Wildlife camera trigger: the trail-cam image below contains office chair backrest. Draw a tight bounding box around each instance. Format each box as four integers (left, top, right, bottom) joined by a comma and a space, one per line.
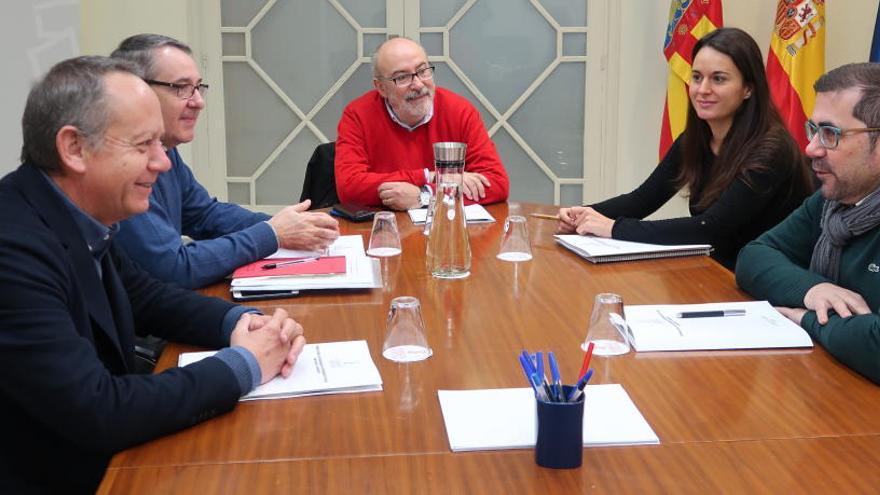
300, 142, 339, 210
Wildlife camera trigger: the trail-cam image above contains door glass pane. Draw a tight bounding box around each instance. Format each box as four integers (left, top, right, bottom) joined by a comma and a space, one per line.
311, 64, 377, 141
493, 127, 554, 203
420, 0, 468, 27
508, 62, 585, 179
541, 0, 587, 26
221, 0, 267, 27
255, 130, 321, 204
432, 62, 496, 130
251, 1, 357, 112
339, 0, 386, 28
222, 62, 300, 177
449, 0, 555, 112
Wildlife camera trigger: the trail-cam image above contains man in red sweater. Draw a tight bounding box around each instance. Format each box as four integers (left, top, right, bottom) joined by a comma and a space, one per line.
335, 37, 509, 210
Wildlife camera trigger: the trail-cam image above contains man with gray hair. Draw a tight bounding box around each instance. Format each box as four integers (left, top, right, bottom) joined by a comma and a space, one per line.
736, 62, 880, 384
111, 34, 339, 289
334, 37, 509, 209
0, 55, 305, 492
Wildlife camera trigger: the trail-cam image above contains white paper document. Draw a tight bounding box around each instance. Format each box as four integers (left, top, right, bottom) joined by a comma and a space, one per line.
625, 300, 814, 352
554, 235, 712, 263
437, 384, 659, 452
408, 204, 495, 224
265, 235, 366, 259
179, 340, 383, 401
231, 235, 381, 291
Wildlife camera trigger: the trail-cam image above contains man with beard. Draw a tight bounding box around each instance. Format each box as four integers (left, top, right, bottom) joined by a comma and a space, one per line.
334, 37, 509, 210
736, 62, 880, 384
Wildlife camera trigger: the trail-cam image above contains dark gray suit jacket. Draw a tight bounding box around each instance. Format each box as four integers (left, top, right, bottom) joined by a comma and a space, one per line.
0, 163, 243, 493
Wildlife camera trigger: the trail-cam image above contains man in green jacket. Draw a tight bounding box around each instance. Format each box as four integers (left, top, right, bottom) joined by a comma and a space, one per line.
736, 62, 880, 384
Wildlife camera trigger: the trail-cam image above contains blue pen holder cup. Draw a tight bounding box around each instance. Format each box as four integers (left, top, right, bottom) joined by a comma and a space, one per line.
535, 385, 584, 469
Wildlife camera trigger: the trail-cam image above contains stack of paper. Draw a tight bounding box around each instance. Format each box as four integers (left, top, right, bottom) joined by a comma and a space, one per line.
555, 235, 712, 263
230, 235, 381, 297
437, 384, 659, 451
624, 300, 814, 352
179, 340, 383, 400
408, 204, 495, 224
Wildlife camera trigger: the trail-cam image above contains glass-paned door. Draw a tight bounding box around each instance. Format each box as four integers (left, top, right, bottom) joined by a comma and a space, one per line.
209, 0, 596, 209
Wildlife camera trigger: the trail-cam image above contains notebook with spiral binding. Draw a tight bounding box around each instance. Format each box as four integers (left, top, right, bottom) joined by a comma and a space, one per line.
554, 235, 712, 263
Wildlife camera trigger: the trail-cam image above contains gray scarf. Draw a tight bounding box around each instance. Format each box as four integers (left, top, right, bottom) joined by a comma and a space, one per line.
810, 189, 880, 282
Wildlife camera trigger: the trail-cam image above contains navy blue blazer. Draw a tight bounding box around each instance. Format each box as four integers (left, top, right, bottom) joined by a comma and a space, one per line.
0, 163, 244, 493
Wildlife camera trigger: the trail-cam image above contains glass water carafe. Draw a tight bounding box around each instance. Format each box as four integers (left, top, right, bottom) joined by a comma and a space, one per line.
426, 142, 471, 279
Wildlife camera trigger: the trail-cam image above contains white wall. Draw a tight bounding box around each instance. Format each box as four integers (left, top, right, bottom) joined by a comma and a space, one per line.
0, 1, 80, 176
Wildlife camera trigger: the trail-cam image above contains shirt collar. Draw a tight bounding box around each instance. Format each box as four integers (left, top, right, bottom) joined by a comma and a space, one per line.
39, 170, 118, 261
384, 98, 433, 132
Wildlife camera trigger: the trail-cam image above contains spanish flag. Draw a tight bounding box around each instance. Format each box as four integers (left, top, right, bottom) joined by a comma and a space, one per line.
766, 0, 825, 151
660, 0, 723, 159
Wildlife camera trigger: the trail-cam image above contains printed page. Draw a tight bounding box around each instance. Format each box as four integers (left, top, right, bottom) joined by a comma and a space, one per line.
179, 340, 383, 400
625, 300, 814, 351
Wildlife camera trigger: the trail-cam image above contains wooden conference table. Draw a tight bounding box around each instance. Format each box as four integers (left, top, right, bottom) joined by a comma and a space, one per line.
99, 202, 880, 494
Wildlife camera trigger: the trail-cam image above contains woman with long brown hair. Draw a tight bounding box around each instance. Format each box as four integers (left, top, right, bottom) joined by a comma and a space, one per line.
557, 27, 813, 270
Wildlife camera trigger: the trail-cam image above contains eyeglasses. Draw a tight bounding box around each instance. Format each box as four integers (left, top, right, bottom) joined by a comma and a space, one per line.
805, 120, 880, 150
144, 79, 209, 100
376, 66, 435, 87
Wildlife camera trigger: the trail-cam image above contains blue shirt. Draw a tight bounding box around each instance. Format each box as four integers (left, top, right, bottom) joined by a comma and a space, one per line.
116, 147, 278, 289
40, 171, 261, 394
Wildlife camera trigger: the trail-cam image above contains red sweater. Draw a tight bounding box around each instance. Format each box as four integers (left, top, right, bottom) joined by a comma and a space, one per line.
334, 87, 509, 206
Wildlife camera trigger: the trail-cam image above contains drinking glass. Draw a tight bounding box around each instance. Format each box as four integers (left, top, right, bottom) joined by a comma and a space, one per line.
582, 293, 631, 384
367, 211, 402, 257
582, 293, 631, 355
382, 296, 433, 362
497, 215, 533, 261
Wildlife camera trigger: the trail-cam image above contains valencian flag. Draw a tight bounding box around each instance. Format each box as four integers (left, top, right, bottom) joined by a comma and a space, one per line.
660, 0, 723, 159
767, 0, 825, 151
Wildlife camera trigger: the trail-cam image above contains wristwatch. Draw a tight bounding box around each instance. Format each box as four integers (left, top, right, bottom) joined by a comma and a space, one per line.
419, 185, 432, 207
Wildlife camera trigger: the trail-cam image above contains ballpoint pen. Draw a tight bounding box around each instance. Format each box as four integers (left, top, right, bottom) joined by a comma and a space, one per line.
535, 351, 544, 383
578, 341, 595, 381
519, 353, 548, 402
548, 352, 563, 402
676, 309, 747, 318
567, 369, 594, 402
533, 352, 553, 401
261, 257, 320, 270
529, 213, 558, 221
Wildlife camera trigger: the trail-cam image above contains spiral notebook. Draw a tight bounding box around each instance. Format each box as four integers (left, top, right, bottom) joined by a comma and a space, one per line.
554, 235, 712, 263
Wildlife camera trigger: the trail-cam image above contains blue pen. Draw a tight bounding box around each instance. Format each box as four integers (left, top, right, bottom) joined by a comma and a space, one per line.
520, 351, 535, 376
567, 369, 594, 402
534, 352, 553, 400
535, 352, 544, 382
548, 352, 562, 402
519, 354, 534, 384
519, 353, 549, 401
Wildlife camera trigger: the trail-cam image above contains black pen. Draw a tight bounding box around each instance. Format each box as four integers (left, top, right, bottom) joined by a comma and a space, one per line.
675, 309, 746, 318
260, 257, 319, 270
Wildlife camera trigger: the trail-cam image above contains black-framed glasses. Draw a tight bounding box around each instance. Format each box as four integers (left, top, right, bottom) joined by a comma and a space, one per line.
805, 120, 880, 150
376, 66, 435, 87
144, 79, 209, 100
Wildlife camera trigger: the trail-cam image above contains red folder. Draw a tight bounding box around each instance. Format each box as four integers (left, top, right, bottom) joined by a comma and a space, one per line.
232, 256, 347, 279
